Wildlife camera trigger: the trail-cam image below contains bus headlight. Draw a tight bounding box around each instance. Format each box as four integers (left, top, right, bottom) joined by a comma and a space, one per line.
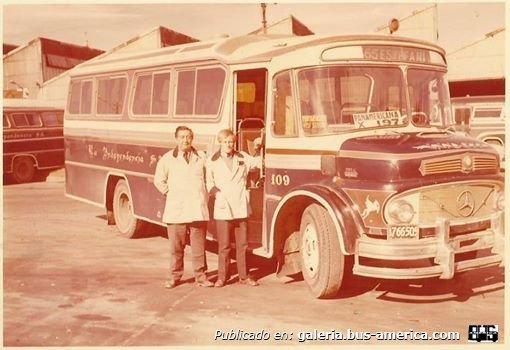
495, 191, 505, 211
388, 200, 415, 224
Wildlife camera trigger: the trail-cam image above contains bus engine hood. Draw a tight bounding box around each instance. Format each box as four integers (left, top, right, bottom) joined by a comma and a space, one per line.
336, 132, 501, 181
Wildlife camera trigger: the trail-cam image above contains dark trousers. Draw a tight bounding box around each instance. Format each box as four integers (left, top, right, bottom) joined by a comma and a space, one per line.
167, 222, 207, 282
216, 219, 249, 282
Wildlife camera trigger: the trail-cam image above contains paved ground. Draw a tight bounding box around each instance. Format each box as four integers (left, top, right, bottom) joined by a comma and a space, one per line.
2, 173, 505, 346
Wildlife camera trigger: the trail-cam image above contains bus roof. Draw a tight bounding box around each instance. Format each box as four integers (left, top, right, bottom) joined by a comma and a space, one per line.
70, 33, 446, 77
2, 98, 65, 110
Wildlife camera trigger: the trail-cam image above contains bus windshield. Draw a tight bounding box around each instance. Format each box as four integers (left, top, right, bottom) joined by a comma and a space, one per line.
297, 65, 452, 135
407, 68, 453, 128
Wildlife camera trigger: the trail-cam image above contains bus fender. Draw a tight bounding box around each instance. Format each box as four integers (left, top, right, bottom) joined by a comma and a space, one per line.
10, 154, 38, 171
273, 185, 361, 277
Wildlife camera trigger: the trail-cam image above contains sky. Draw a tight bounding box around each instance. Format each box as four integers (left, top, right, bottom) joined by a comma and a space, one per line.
1, 1, 507, 54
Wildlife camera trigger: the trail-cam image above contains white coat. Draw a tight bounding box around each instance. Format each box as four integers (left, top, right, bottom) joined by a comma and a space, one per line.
154, 147, 209, 224
206, 150, 259, 220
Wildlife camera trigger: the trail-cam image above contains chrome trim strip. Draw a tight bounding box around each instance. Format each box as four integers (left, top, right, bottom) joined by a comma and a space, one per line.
339, 148, 494, 161
65, 193, 104, 208
65, 160, 154, 179
3, 149, 64, 156
3, 137, 64, 143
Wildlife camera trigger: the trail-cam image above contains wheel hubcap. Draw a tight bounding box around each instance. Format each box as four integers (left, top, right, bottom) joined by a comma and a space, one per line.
301, 223, 319, 278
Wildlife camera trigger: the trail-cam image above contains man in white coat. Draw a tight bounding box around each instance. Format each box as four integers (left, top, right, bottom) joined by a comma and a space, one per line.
154, 126, 213, 288
206, 129, 260, 287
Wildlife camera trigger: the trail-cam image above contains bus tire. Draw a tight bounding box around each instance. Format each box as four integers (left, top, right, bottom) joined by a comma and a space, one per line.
113, 179, 143, 238
299, 203, 344, 299
12, 157, 35, 183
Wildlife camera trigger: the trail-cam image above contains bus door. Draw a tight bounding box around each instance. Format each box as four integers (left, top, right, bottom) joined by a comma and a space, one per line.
234, 68, 267, 249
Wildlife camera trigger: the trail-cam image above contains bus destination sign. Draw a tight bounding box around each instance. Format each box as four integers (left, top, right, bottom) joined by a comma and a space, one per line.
362, 46, 431, 64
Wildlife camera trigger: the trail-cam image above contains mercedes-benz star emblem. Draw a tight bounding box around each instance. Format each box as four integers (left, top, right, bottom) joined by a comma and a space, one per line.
461, 155, 474, 173
457, 190, 475, 217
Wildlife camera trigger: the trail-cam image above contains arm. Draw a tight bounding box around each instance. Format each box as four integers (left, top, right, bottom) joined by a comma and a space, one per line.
243, 151, 262, 171
154, 155, 169, 195
206, 159, 220, 196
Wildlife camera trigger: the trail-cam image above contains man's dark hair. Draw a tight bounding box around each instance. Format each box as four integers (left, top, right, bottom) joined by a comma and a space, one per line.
174, 126, 193, 138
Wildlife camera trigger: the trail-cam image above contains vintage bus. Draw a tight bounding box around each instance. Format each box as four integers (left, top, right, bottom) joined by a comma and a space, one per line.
3, 98, 65, 183
64, 34, 504, 298
452, 95, 505, 168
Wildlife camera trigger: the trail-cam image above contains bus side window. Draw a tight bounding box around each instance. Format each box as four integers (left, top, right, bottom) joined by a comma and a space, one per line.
195, 68, 224, 115
176, 70, 195, 115
133, 74, 152, 115
12, 113, 29, 127
69, 81, 81, 114
273, 71, 297, 137
97, 76, 127, 115
69, 80, 93, 115
42, 112, 62, 126
152, 72, 170, 115
26, 113, 43, 127
81, 81, 93, 115
473, 107, 503, 119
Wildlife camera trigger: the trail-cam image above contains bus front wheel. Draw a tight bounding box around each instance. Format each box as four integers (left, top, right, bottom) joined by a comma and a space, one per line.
299, 203, 344, 298
113, 179, 143, 238
12, 157, 35, 183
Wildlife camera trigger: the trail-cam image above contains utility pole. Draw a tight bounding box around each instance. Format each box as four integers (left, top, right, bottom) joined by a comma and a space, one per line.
261, 3, 267, 34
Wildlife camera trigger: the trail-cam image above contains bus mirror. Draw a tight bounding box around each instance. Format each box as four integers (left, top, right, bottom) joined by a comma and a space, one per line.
321, 155, 337, 176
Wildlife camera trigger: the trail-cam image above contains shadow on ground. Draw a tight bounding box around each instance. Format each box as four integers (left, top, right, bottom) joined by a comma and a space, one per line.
93, 216, 505, 302
372, 266, 504, 303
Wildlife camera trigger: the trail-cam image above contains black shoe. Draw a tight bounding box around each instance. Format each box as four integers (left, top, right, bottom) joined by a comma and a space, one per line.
239, 277, 259, 286
164, 280, 179, 289
196, 279, 214, 287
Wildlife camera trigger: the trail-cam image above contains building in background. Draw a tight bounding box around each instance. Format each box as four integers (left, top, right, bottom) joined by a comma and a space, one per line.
37, 26, 198, 106
249, 15, 314, 36
374, 5, 505, 98
447, 28, 505, 97
3, 43, 19, 55
3, 37, 104, 99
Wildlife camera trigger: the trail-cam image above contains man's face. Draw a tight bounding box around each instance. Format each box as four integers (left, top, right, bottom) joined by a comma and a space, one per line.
219, 135, 235, 155
176, 130, 193, 152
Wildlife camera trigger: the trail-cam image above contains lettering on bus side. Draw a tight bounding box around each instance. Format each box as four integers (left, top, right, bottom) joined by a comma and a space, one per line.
270, 173, 291, 187
4, 129, 62, 140
264, 168, 328, 197
66, 138, 167, 174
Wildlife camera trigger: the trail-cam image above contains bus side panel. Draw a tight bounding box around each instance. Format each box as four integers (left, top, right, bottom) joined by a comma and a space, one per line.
3, 154, 14, 173
65, 163, 106, 205
4, 138, 63, 153
3, 138, 64, 171
127, 174, 165, 224
33, 149, 65, 169
65, 135, 168, 211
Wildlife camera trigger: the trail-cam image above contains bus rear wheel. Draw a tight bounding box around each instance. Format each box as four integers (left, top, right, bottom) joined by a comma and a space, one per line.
12, 157, 35, 183
113, 179, 143, 238
300, 203, 344, 299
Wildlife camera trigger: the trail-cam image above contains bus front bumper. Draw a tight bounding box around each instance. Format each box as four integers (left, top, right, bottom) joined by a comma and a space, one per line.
353, 214, 504, 280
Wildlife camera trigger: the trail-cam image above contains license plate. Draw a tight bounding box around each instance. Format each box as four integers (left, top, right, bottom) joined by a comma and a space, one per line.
389, 225, 419, 240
